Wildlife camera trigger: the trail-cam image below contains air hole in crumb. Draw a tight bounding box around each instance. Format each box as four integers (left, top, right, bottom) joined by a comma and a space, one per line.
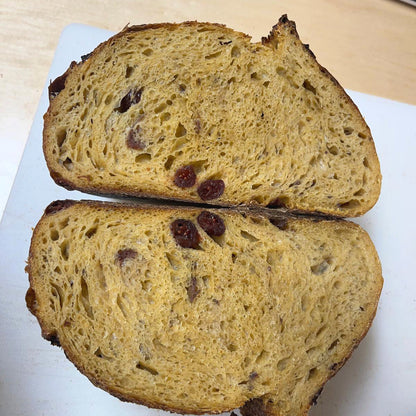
343, 127, 354, 135
363, 157, 369, 168
142, 48, 153, 56
338, 199, 360, 210
56, 129, 67, 147
316, 325, 327, 337
227, 343, 237, 352
164, 155, 175, 170
354, 188, 365, 196
179, 84, 187, 92
62, 157, 73, 171
85, 226, 98, 238
358, 132, 367, 139
94, 347, 112, 360
327, 145, 339, 155
50, 229, 59, 241
228, 77, 236, 84
155, 102, 167, 113
241, 230, 259, 242
161, 112, 171, 122
251, 72, 260, 80
125, 66, 134, 78
311, 258, 331, 275
277, 357, 290, 371
135, 153, 152, 163
117, 294, 128, 318
136, 362, 158, 375
255, 349, 270, 364
104, 94, 113, 105
51, 283, 64, 308
263, 80, 270, 88
231, 46, 240, 57
60, 240, 69, 260
205, 51, 222, 60
328, 339, 339, 350
80, 276, 94, 319
175, 123, 187, 137
301, 294, 309, 311
303, 80, 316, 94
307, 367, 318, 380
165, 253, 180, 270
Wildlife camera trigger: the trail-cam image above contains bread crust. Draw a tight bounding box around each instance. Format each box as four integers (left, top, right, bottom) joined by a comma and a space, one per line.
43, 16, 381, 218
26, 200, 383, 415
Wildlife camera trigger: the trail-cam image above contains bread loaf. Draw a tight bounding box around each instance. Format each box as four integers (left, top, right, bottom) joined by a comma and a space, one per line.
43, 16, 381, 217
26, 200, 382, 416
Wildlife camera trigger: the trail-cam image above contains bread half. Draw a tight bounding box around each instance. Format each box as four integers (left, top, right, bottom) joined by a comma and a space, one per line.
43, 16, 381, 217
26, 200, 382, 416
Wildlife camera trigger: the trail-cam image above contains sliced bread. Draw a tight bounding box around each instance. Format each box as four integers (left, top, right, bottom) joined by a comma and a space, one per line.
43, 16, 381, 217
26, 200, 382, 416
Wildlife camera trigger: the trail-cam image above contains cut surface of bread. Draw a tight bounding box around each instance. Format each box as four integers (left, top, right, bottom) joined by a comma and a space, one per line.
26, 200, 382, 416
43, 16, 381, 217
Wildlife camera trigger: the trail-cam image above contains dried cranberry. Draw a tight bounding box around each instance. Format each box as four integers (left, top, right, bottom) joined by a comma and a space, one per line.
116, 248, 138, 266
269, 217, 288, 230
174, 165, 196, 188
197, 211, 225, 236
126, 125, 145, 150
116, 87, 144, 113
170, 219, 200, 249
197, 179, 225, 200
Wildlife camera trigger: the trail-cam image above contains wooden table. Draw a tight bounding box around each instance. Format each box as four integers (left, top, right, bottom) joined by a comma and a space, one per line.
0, 0, 415, 215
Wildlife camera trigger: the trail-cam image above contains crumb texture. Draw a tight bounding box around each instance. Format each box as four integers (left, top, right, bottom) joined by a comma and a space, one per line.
44, 19, 381, 217
27, 202, 382, 416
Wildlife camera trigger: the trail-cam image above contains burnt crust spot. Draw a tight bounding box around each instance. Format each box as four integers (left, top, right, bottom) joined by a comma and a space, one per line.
44, 200, 76, 215
240, 398, 268, 416
48, 61, 77, 101
44, 332, 61, 347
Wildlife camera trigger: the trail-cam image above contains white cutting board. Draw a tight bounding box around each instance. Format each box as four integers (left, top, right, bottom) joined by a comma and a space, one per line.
0, 24, 415, 416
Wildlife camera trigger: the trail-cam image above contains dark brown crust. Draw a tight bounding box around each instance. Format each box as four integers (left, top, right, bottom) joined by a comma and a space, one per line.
44, 199, 77, 215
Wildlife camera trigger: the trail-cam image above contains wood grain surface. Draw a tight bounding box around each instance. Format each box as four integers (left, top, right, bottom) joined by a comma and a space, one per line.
0, 0, 415, 204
